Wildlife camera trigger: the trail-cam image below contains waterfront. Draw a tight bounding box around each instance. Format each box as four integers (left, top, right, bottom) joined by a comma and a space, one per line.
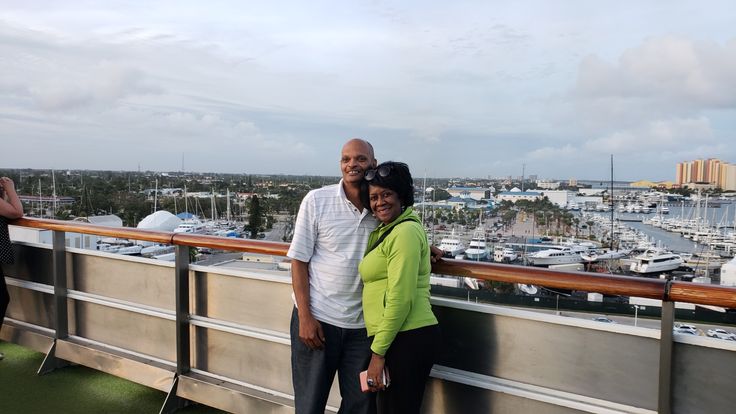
611, 201, 735, 254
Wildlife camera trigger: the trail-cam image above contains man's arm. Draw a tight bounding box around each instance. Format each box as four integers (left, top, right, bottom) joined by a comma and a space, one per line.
291, 259, 325, 350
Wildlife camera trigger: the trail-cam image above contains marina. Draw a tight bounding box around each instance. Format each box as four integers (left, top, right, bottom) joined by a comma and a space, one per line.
427, 196, 736, 289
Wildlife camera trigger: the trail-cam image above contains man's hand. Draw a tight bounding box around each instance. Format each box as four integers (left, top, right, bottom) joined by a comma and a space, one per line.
298, 313, 326, 350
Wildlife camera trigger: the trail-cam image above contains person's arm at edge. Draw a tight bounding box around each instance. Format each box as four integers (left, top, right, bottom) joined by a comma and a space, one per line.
429, 245, 443, 263
291, 259, 325, 350
0, 177, 23, 218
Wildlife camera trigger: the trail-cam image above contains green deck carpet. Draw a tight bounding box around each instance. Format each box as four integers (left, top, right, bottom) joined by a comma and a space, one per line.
0, 342, 226, 414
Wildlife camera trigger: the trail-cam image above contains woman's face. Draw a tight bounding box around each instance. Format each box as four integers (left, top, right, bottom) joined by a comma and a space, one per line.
368, 185, 402, 225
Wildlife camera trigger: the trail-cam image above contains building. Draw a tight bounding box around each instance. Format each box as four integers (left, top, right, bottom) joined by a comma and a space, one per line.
676, 158, 735, 190
538, 190, 574, 208
495, 188, 542, 203
535, 180, 561, 190
446, 186, 493, 201
720, 164, 736, 191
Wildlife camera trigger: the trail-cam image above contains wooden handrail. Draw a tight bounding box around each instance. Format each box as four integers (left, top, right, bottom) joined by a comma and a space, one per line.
13, 217, 173, 244
432, 260, 667, 301
9, 217, 736, 308
172, 233, 290, 256
669, 282, 736, 308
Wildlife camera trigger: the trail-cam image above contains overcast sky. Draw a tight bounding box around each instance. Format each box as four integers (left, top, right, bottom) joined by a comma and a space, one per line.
2, 1, 735, 181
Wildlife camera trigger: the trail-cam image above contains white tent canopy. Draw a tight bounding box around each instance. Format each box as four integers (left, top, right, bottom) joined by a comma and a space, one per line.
137, 211, 181, 232
73, 215, 123, 227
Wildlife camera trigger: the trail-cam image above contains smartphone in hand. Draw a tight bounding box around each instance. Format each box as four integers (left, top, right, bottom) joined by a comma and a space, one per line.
359, 368, 390, 393
359, 370, 370, 393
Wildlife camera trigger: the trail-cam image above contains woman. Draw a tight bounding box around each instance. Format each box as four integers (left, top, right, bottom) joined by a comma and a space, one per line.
0, 176, 24, 361
358, 161, 440, 413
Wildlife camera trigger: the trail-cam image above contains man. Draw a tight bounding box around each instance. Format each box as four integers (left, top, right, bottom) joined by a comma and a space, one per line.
288, 138, 378, 414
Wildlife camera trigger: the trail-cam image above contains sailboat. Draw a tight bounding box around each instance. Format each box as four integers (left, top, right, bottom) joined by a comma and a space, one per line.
174, 186, 205, 234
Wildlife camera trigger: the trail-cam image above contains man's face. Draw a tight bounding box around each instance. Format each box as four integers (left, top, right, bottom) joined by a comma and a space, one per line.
340, 140, 376, 184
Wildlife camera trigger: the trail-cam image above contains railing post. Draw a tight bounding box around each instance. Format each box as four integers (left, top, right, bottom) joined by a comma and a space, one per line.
174, 244, 191, 375
160, 244, 192, 413
38, 230, 71, 374
658, 300, 675, 414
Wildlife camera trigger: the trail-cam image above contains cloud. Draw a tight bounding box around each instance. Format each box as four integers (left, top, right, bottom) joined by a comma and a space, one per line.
30, 64, 160, 111
573, 36, 736, 131
583, 117, 714, 153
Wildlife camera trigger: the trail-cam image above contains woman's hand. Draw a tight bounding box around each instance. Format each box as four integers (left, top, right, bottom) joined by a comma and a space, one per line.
0, 177, 15, 193
429, 245, 444, 263
366, 353, 386, 391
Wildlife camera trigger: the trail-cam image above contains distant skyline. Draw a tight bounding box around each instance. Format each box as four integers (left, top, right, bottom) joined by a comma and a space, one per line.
2, 1, 735, 181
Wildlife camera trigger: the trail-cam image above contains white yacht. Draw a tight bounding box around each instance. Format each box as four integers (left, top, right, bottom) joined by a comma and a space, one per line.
580, 248, 631, 262
438, 231, 466, 258
174, 218, 205, 234
493, 245, 518, 263
527, 247, 584, 266
629, 249, 684, 274
464, 230, 488, 261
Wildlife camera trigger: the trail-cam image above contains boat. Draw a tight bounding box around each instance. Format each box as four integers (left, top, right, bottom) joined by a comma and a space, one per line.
116, 244, 143, 255
580, 248, 631, 262
140, 244, 176, 257
97, 243, 120, 253
438, 230, 466, 258
174, 218, 205, 234
629, 249, 684, 274
681, 251, 726, 272
464, 230, 488, 261
527, 246, 584, 266
493, 245, 518, 263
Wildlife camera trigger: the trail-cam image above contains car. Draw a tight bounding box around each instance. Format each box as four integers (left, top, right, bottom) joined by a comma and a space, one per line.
706, 328, 735, 340
673, 324, 698, 335
592, 316, 616, 324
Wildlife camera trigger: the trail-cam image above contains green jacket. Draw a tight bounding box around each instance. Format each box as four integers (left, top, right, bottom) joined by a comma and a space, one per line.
358, 207, 438, 356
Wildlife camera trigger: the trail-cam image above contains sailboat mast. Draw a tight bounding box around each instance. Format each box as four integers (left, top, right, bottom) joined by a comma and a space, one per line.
184, 185, 189, 217
610, 155, 614, 249
211, 188, 216, 221
422, 172, 427, 225
52, 170, 57, 219
38, 178, 42, 218
226, 188, 231, 222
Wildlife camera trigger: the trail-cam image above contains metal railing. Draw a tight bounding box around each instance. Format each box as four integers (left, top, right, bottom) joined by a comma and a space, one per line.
3, 217, 736, 414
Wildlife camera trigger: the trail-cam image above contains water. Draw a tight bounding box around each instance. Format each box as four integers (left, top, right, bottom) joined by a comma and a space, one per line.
615, 201, 736, 254
624, 220, 705, 253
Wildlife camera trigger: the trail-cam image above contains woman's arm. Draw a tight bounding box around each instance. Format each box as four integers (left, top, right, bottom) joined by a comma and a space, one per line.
370, 223, 423, 356
365, 223, 424, 390
0, 177, 23, 219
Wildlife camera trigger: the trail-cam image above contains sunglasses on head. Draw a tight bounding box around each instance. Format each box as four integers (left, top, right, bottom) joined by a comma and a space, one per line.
364, 165, 392, 181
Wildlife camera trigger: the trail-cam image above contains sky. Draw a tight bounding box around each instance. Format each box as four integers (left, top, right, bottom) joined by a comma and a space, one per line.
1, 1, 735, 181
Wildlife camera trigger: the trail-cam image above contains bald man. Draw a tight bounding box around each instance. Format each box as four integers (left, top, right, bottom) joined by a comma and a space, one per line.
288, 139, 378, 414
